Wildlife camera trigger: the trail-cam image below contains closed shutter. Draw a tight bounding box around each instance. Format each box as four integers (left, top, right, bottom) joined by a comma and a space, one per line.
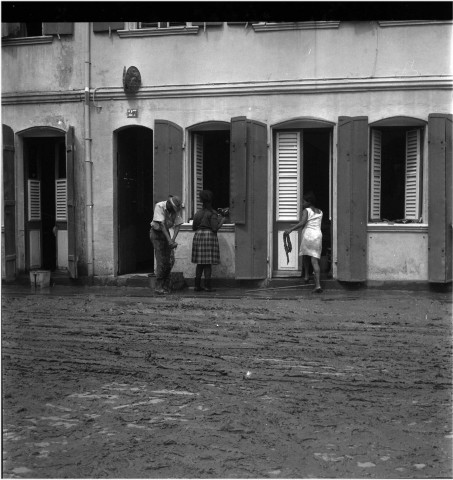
66, 126, 77, 278
230, 116, 247, 224
404, 129, 421, 220
3, 124, 16, 281
276, 131, 300, 221
55, 179, 67, 221
28, 180, 41, 221
235, 119, 268, 279
93, 22, 124, 32
153, 120, 183, 206
43, 23, 73, 35
428, 113, 452, 283
194, 133, 203, 211
337, 116, 369, 282
370, 129, 381, 220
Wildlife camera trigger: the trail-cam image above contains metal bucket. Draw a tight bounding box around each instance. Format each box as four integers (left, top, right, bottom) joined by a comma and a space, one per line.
30, 270, 51, 288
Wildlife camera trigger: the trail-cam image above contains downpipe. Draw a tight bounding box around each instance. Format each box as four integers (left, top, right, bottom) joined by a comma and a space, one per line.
84, 22, 94, 276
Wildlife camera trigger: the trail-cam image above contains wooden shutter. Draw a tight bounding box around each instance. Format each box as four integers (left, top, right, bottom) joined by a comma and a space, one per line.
337, 116, 369, 282
404, 129, 421, 220
194, 133, 203, 212
428, 113, 452, 283
93, 22, 124, 32
230, 116, 247, 224
55, 179, 67, 221
235, 119, 268, 279
27, 180, 41, 221
3, 124, 16, 281
43, 23, 73, 35
153, 120, 183, 206
276, 131, 300, 221
370, 129, 382, 220
66, 126, 77, 279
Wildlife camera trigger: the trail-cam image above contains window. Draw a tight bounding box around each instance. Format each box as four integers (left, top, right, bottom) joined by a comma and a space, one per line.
370, 126, 423, 222
191, 129, 230, 217
2, 23, 42, 38
2, 22, 73, 44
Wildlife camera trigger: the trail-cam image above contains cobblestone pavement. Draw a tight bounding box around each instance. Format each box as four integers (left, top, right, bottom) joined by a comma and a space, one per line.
2, 284, 452, 478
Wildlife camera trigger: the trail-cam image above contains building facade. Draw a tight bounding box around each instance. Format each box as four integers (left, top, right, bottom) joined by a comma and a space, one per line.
2, 20, 452, 285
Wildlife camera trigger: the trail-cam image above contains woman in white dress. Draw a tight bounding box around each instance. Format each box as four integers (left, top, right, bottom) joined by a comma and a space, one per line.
285, 193, 323, 293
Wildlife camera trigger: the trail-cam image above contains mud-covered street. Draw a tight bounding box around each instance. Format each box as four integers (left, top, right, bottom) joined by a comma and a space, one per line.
2, 286, 452, 478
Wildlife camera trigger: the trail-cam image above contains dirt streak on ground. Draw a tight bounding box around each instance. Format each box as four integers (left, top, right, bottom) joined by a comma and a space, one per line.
2, 288, 452, 478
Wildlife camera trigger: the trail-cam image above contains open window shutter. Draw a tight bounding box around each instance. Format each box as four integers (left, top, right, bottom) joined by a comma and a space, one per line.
93, 22, 124, 32
3, 125, 16, 280
27, 180, 41, 221
404, 129, 421, 220
276, 131, 300, 221
230, 116, 247, 224
66, 126, 77, 278
153, 120, 183, 206
370, 129, 381, 220
337, 116, 368, 282
428, 113, 452, 283
235, 119, 268, 279
194, 133, 203, 212
55, 179, 67, 221
43, 23, 74, 35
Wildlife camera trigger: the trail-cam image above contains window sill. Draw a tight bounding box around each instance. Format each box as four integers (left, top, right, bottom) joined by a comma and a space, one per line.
2, 36, 53, 46
179, 223, 235, 233
368, 223, 428, 233
252, 21, 340, 32
118, 26, 199, 38
378, 20, 453, 28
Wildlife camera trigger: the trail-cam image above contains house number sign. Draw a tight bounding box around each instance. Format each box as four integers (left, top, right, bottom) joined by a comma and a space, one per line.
127, 109, 138, 118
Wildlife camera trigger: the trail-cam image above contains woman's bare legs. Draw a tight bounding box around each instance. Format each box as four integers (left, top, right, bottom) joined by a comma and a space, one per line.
303, 255, 310, 282
311, 256, 322, 291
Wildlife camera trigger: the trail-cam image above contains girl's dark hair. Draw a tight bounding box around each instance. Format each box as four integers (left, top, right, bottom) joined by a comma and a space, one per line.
199, 189, 213, 205
303, 192, 316, 205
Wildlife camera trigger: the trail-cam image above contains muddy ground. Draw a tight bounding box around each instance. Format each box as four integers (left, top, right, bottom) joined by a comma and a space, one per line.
1, 286, 452, 478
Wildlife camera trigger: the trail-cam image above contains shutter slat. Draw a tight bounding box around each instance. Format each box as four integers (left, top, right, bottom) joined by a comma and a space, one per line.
404, 129, 421, 219
276, 131, 300, 221
55, 179, 67, 221
28, 179, 41, 221
194, 133, 203, 212
370, 129, 382, 220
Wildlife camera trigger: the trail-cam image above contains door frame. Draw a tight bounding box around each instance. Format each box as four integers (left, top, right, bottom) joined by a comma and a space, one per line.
270, 118, 335, 278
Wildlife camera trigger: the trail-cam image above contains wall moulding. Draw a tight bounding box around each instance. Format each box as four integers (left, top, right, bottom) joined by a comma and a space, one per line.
2, 76, 452, 106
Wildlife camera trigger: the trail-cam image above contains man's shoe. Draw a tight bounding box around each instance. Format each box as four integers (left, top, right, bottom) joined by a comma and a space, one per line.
194, 286, 205, 292
154, 288, 167, 295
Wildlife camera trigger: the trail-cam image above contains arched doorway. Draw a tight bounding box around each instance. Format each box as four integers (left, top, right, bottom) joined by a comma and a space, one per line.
116, 126, 154, 275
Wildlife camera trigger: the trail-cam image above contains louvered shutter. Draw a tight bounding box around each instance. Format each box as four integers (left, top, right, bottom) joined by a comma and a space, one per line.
3, 124, 16, 280
28, 180, 41, 221
55, 179, 67, 221
93, 22, 124, 32
43, 23, 73, 35
194, 134, 203, 212
230, 116, 247, 224
154, 120, 184, 206
428, 113, 452, 283
66, 126, 77, 278
404, 129, 421, 220
370, 129, 381, 220
235, 119, 268, 279
337, 116, 368, 282
276, 131, 300, 221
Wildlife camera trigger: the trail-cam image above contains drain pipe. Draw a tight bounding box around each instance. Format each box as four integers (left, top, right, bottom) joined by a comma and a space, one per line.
84, 22, 94, 276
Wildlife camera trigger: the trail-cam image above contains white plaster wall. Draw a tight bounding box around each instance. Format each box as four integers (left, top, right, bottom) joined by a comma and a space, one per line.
367, 230, 428, 280
172, 227, 236, 278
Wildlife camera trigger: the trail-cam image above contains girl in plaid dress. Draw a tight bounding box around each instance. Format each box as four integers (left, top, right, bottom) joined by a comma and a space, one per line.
192, 190, 227, 292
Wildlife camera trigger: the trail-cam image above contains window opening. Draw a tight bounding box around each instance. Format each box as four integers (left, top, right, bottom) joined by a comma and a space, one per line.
4, 23, 43, 38
191, 130, 230, 218
139, 22, 188, 29
370, 126, 423, 222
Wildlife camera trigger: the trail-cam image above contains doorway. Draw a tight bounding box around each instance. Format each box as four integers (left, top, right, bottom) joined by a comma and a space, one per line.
273, 127, 332, 276
24, 135, 66, 272
116, 126, 154, 275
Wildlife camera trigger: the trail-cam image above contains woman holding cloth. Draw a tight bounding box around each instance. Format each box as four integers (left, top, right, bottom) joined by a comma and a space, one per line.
285, 192, 323, 293
191, 190, 226, 292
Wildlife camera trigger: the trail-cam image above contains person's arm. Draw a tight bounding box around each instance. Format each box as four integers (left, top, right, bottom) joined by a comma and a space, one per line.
285, 209, 308, 235
210, 211, 226, 232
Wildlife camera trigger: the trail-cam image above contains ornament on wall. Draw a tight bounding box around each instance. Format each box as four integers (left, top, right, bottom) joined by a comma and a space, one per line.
123, 66, 141, 94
